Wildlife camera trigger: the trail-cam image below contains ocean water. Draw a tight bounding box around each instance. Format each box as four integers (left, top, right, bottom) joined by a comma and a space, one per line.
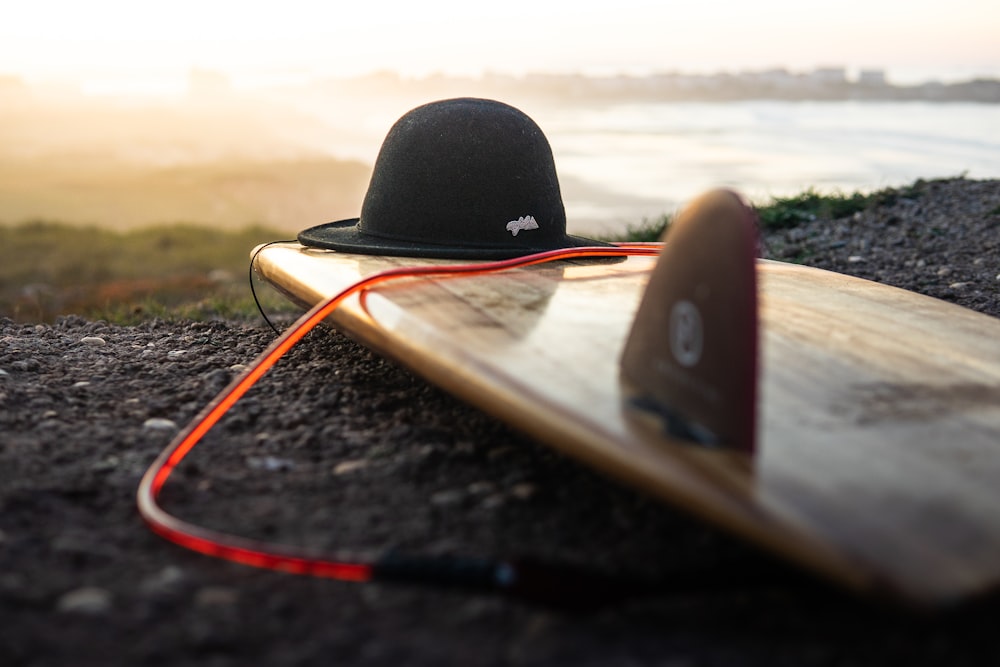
312, 98, 1000, 237
525, 101, 1000, 236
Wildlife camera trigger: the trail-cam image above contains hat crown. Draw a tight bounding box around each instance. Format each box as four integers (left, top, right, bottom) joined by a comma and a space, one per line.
357, 98, 568, 249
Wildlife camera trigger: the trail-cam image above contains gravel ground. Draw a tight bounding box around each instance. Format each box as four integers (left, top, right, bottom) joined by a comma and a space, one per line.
760, 177, 1000, 317
1, 177, 999, 666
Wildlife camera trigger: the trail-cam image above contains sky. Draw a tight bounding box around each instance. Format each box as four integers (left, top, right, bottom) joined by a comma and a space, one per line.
1, 0, 999, 92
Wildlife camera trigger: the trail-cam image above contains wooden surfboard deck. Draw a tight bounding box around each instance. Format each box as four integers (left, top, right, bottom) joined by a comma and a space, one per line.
253, 242, 1000, 608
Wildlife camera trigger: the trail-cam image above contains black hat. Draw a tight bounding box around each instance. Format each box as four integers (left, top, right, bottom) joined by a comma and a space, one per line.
297, 97, 609, 259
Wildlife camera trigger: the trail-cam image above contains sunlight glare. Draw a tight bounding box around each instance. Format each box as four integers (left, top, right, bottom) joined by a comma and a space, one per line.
2, 0, 998, 92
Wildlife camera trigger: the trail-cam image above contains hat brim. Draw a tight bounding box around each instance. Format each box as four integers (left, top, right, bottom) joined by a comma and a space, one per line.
297, 218, 613, 260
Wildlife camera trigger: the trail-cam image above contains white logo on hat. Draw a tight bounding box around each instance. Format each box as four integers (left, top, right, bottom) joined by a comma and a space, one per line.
506, 215, 539, 236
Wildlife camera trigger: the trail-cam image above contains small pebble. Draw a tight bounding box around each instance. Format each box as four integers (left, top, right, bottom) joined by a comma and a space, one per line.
467, 481, 496, 496
72, 381, 90, 388
786, 228, 808, 242
143, 417, 178, 431
333, 459, 369, 475
937, 266, 952, 277
430, 489, 464, 507
90, 455, 120, 472
481, 494, 505, 510
949, 282, 970, 289
511, 483, 537, 500
229, 363, 249, 372
414, 444, 438, 459
167, 350, 186, 358
52, 533, 110, 557
246, 455, 296, 471
140, 566, 186, 597
194, 586, 239, 608
57, 587, 113, 615
80, 336, 106, 346
847, 256, 864, 264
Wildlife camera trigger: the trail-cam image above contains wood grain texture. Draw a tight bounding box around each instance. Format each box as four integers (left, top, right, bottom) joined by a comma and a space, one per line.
254, 243, 1000, 607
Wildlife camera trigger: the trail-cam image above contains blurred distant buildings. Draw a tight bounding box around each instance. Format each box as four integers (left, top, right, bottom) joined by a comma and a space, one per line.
2, 67, 998, 105
328, 67, 1000, 104
858, 69, 887, 86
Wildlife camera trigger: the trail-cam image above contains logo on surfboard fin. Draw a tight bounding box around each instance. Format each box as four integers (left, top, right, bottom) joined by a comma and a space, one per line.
620, 189, 759, 454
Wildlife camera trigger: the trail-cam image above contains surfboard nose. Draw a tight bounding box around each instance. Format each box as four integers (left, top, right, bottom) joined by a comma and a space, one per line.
620, 189, 760, 454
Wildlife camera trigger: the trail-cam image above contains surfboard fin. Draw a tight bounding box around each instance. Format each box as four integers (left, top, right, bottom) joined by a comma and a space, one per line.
620, 189, 759, 454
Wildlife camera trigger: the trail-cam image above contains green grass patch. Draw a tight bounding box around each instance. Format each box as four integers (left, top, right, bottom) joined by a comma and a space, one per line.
601, 190, 877, 242
0, 221, 300, 323
753, 189, 874, 230
92, 291, 295, 327
605, 184, 923, 242
598, 214, 673, 242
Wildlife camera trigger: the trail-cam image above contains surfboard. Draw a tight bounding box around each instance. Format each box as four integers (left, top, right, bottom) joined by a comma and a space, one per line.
252, 195, 1000, 609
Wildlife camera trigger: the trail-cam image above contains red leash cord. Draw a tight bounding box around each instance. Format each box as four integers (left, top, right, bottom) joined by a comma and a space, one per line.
136, 245, 661, 598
